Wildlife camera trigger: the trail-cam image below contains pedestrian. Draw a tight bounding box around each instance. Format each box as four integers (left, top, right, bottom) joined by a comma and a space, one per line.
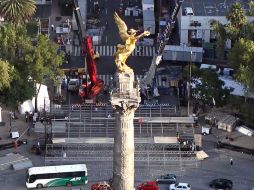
25, 112, 28, 122
230, 157, 233, 166
51, 24, 54, 32
27, 126, 31, 136
14, 141, 18, 153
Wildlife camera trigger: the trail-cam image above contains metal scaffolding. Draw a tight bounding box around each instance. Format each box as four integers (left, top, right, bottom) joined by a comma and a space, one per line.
45, 143, 199, 168
43, 104, 199, 179
47, 104, 195, 138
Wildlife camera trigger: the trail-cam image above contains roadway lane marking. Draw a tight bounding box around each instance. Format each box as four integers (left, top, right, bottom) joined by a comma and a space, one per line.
103, 46, 106, 55
94, 46, 99, 53
92, 46, 155, 57
110, 46, 114, 55
145, 47, 149, 56
106, 8, 108, 15
149, 46, 152, 56
105, 36, 108, 44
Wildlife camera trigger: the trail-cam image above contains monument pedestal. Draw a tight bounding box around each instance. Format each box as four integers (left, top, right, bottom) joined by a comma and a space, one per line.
110, 71, 140, 190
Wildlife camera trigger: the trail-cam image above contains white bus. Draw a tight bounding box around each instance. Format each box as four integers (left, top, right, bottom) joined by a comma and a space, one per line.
26, 164, 88, 188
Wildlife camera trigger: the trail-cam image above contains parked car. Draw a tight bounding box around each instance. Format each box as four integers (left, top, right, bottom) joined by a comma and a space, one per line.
169, 182, 191, 190
68, 79, 79, 91
209, 178, 233, 190
138, 181, 158, 190
184, 7, 194, 16
91, 181, 111, 190
156, 174, 176, 184
201, 126, 211, 135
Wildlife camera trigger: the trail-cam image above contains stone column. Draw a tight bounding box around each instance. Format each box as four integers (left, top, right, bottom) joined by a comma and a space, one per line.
110, 71, 141, 190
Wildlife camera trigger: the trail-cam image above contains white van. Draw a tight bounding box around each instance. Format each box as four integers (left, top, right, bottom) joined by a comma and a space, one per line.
68, 79, 79, 91
236, 125, 253, 136
184, 7, 194, 16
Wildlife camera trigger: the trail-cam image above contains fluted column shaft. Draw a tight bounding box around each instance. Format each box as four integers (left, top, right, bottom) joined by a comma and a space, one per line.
113, 111, 135, 190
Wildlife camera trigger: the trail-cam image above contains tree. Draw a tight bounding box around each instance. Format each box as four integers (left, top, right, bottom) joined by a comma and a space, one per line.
247, 1, 254, 16
235, 65, 254, 102
211, 2, 254, 104
0, 23, 34, 107
0, 23, 64, 108
210, 20, 227, 59
228, 38, 254, 101
182, 64, 201, 80
228, 38, 254, 69
0, 23, 33, 62
226, 2, 247, 40
25, 34, 64, 111
211, 3, 248, 58
192, 69, 232, 107
25, 34, 64, 85
0, 59, 13, 90
0, 70, 36, 107
26, 19, 39, 38
0, 0, 36, 25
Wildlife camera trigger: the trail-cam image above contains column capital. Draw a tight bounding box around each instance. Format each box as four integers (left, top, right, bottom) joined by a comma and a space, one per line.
112, 100, 139, 117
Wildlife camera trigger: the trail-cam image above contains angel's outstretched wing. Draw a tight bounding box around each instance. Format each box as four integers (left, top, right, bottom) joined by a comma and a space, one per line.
114, 12, 129, 42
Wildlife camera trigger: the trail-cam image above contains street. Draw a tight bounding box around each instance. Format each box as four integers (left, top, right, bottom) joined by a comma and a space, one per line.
0, 0, 254, 190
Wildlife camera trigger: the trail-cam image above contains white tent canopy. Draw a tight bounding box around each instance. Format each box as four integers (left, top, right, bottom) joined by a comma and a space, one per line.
18, 84, 50, 114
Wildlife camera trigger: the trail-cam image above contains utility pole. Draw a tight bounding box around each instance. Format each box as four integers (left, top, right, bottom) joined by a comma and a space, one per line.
187, 51, 192, 116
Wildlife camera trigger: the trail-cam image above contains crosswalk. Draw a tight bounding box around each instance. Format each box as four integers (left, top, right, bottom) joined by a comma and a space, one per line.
96, 74, 169, 87
73, 45, 156, 57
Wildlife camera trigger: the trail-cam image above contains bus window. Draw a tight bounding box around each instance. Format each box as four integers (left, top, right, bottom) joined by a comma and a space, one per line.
29, 175, 36, 183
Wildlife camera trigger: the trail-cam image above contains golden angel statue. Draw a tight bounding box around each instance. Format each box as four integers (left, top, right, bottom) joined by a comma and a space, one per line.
114, 12, 150, 73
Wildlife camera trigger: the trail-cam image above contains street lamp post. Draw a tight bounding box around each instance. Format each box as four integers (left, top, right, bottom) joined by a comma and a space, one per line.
9, 112, 12, 127
187, 51, 193, 116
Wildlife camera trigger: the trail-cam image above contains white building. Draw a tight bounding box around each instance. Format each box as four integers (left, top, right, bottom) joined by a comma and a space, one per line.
142, 0, 155, 35
179, 0, 253, 46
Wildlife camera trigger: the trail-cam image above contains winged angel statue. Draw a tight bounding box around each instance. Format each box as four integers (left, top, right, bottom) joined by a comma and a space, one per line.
114, 12, 150, 73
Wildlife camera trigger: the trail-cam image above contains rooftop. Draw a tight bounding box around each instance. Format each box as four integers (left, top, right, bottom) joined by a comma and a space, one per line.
182, 0, 252, 16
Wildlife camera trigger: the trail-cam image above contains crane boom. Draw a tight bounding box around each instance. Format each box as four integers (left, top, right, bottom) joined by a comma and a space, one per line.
140, 0, 183, 98
72, 0, 104, 99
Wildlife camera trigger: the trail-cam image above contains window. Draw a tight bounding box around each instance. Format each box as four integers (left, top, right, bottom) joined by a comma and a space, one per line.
28, 175, 36, 183
29, 171, 86, 182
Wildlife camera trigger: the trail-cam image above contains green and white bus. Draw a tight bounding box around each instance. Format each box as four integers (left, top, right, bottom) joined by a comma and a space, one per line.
26, 164, 88, 188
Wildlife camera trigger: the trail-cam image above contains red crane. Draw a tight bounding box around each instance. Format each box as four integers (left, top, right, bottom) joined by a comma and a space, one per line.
73, 0, 104, 100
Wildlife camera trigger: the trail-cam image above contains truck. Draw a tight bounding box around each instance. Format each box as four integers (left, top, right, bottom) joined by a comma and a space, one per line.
72, 0, 104, 100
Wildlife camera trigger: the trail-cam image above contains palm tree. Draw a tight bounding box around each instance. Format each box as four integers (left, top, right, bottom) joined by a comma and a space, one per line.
0, 0, 36, 24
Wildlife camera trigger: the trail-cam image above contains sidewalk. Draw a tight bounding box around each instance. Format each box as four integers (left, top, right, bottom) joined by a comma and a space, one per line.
0, 108, 38, 144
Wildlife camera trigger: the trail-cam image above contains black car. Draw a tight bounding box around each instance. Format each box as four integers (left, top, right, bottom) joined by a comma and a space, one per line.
209, 178, 233, 190
156, 174, 176, 184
